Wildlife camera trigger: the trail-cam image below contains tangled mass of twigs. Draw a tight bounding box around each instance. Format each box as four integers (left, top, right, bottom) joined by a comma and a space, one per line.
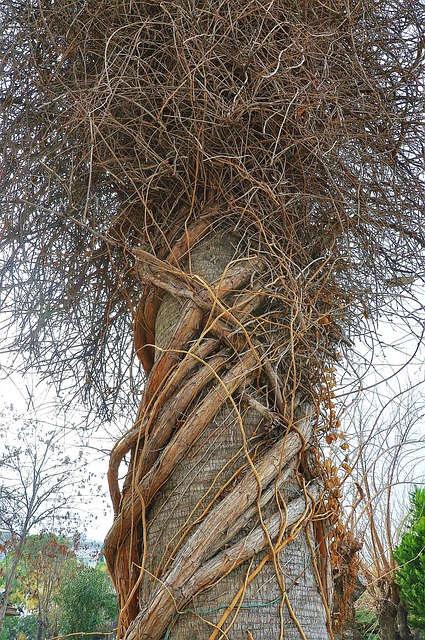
1, 0, 424, 637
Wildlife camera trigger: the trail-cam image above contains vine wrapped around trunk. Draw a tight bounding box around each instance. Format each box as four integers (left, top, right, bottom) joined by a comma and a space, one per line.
104, 222, 335, 639
1, 0, 424, 637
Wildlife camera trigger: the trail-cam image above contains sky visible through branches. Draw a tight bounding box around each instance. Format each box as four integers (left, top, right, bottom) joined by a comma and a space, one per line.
1, 286, 424, 543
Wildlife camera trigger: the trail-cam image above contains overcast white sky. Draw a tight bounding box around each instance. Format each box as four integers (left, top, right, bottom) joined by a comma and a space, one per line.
0, 366, 117, 542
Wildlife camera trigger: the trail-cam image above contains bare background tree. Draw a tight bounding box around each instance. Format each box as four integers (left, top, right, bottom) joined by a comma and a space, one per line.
0, 409, 92, 631
1, 0, 424, 638
336, 384, 425, 639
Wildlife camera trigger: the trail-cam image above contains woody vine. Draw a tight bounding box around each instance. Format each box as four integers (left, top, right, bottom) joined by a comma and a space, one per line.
1, 0, 424, 638
103, 217, 346, 637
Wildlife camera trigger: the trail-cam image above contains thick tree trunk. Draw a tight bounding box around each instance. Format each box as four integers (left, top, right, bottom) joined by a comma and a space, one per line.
105, 227, 333, 639
378, 600, 399, 640
138, 410, 328, 640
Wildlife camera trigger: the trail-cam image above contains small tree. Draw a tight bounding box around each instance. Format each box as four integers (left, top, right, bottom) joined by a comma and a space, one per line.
394, 487, 425, 636
0, 411, 90, 631
12, 534, 75, 640
57, 564, 117, 639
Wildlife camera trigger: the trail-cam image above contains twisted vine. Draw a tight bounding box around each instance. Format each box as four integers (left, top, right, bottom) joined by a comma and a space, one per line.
104, 220, 333, 639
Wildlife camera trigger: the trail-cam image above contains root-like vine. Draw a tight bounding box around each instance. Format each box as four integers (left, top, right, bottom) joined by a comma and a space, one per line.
104, 224, 336, 639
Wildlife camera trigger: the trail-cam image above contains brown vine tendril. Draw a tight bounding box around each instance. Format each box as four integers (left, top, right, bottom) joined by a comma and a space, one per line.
102, 223, 337, 639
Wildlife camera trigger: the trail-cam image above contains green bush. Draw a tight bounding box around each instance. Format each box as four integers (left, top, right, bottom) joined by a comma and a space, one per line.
57, 564, 117, 639
394, 486, 425, 633
0, 615, 38, 640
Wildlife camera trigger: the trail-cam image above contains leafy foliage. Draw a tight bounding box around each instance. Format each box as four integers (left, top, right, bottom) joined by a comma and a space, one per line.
57, 564, 117, 639
395, 487, 425, 632
18, 535, 74, 637
1, 536, 117, 640
0, 614, 38, 640
0, 534, 76, 640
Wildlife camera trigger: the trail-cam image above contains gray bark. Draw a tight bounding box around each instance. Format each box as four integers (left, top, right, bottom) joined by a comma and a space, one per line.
138, 232, 331, 639
397, 602, 414, 640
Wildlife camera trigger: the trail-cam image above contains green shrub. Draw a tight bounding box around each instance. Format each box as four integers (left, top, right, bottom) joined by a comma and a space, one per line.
57, 564, 117, 639
394, 487, 425, 633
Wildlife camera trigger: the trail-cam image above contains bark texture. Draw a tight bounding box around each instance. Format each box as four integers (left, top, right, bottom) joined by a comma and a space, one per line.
105, 226, 333, 639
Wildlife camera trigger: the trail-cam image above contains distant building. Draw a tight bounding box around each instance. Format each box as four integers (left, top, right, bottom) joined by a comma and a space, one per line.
74, 536, 103, 567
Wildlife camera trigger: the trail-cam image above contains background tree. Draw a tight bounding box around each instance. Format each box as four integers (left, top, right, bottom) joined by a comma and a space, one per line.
0, 536, 117, 640
11, 534, 75, 640
0, 412, 90, 631
337, 386, 425, 640
57, 564, 117, 640
1, 0, 425, 638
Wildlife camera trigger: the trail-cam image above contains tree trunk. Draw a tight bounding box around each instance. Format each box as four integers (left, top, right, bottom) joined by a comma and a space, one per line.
378, 599, 399, 640
105, 227, 333, 639
376, 585, 415, 640
396, 601, 414, 640
36, 614, 46, 640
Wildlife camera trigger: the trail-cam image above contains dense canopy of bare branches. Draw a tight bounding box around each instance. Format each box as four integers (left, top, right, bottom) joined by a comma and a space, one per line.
1, 0, 424, 412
